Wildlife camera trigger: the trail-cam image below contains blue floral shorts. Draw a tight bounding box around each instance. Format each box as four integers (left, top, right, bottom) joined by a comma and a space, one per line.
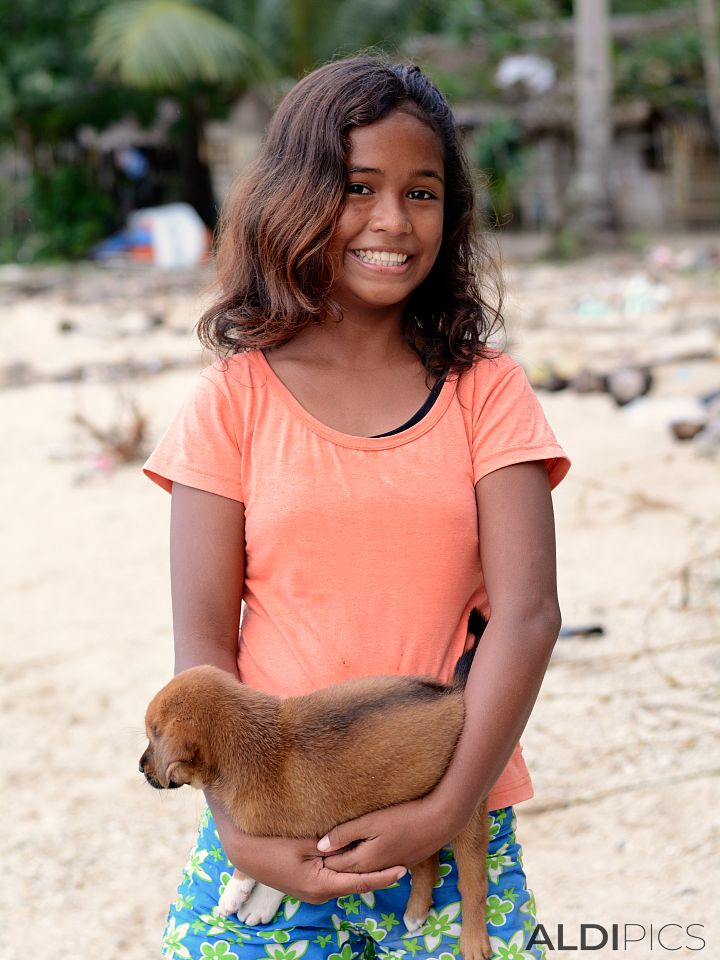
161, 807, 545, 960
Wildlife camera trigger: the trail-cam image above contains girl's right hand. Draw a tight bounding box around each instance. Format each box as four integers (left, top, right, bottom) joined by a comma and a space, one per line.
210, 798, 406, 904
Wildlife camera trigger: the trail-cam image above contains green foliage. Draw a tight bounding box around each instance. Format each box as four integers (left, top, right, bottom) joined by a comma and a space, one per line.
543, 226, 587, 261
471, 118, 528, 222
611, 0, 684, 12
614, 27, 704, 110
90, 0, 272, 90
0, 0, 160, 149
18, 164, 117, 261
213, 0, 443, 76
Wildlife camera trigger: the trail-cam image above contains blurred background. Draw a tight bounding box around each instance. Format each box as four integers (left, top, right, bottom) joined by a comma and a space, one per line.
2, 0, 720, 260
2, 2, 719, 959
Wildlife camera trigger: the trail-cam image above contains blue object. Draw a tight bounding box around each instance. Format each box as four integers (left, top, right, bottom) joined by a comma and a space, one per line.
161, 806, 544, 959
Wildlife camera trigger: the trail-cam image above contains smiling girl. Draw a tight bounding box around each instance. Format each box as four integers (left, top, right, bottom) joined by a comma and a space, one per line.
144, 56, 570, 960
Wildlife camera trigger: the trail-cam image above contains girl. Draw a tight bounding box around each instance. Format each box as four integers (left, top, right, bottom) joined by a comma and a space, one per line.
144, 56, 569, 960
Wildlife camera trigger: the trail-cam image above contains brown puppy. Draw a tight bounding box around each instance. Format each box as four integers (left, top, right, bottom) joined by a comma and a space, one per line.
140, 612, 491, 960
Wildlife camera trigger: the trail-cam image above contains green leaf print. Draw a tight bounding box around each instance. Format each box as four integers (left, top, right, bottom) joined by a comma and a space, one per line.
200, 942, 239, 960
331, 913, 352, 947
489, 930, 537, 960
338, 895, 361, 915
313, 935, 334, 948
434, 862, 452, 888
192, 920, 209, 935
209, 846, 226, 862
485, 894, 514, 927
263, 940, 310, 960
184, 846, 212, 883
502, 887, 519, 904
162, 917, 192, 959
486, 843, 514, 884
257, 930, 291, 944
284, 897, 301, 921
519, 891, 537, 916
359, 918, 388, 943
328, 944, 355, 960
175, 893, 195, 912
200, 912, 251, 940
420, 903, 461, 953
380, 913, 400, 931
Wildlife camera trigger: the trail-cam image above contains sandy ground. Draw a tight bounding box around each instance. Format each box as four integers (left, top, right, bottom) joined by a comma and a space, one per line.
2, 235, 719, 959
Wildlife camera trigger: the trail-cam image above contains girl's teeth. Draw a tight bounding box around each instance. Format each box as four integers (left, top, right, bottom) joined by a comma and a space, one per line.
354, 250, 408, 265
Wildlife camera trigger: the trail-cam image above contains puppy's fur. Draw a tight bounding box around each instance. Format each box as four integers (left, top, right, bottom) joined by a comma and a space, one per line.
140, 611, 491, 960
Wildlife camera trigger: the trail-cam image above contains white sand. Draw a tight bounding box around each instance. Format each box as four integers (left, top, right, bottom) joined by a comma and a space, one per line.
2, 238, 718, 958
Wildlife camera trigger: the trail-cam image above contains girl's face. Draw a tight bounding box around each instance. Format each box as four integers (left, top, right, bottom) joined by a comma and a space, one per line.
328, 109, 445, 319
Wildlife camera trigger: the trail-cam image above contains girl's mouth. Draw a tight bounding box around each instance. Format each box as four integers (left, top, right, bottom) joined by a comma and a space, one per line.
350, 249, 413, 271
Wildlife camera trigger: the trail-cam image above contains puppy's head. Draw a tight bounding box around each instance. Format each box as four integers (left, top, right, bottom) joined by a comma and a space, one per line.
139, 666, 225, 791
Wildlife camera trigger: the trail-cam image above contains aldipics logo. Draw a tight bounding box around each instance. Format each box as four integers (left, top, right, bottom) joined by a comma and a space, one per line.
527, 923, 707, 952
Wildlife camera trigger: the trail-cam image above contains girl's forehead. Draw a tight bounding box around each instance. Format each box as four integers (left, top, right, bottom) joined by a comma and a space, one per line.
346, 111, 444, 170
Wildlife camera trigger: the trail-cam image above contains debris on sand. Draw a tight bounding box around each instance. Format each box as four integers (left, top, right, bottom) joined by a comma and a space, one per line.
72, 394, 149, 467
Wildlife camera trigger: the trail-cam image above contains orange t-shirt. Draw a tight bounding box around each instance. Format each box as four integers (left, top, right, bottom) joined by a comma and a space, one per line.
144, 349, 570, 810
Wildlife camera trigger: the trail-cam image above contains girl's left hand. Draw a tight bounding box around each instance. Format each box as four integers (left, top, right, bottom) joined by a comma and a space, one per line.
317, 794, 462, 873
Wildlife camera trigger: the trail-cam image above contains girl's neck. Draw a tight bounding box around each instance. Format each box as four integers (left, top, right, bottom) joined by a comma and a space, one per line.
283, 309, 418, 372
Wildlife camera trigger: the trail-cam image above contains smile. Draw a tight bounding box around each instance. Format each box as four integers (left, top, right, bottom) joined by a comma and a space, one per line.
350, 249, 412, 269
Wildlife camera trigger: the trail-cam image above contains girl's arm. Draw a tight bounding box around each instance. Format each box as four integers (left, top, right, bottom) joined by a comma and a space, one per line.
170, 481, 405, 900
171, 482, 245, 677
429, 458, 561, 830
318, 460, 560, 869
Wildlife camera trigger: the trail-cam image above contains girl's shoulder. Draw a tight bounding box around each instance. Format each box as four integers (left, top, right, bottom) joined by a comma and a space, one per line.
198, 350, 267, 394
456, 350, 527, 401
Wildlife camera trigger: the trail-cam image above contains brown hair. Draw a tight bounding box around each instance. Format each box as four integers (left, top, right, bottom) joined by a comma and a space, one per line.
197, 55, 504, 377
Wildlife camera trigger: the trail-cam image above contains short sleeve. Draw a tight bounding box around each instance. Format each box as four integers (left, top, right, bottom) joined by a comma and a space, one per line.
470, 355, 570, 489
143, 366, 244, 502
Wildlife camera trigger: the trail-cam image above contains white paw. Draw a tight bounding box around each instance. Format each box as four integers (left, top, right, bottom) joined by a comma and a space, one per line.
403, 910, 428, 934
237, 883, 285, 925
218, 874, 256, 917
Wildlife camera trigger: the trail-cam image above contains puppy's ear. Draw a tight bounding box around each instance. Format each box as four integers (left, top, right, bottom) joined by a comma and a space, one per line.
155, 719, 205, 789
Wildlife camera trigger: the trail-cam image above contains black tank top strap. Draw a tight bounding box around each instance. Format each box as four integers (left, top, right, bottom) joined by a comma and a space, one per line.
371, 376, 446, 438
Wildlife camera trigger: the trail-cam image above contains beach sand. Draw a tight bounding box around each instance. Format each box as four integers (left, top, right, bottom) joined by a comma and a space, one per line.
2, 236, 718, 958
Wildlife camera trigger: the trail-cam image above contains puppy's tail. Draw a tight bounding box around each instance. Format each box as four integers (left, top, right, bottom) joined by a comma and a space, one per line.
452, 608, 487, 689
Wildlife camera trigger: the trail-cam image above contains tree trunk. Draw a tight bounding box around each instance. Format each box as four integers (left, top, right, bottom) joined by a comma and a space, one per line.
179, 92, 218, 228
290, 0, 312, 76
567, 0, 614, 238
697, 0, 720, 149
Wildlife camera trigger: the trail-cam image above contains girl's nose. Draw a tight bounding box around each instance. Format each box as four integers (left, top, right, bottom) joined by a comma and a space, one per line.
369, 197, 412, 235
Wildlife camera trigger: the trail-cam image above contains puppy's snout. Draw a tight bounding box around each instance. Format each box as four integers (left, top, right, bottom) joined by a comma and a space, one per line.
139, 745, 164, 789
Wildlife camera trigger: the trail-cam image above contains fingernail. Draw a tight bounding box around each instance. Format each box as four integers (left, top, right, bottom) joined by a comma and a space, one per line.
317, 836, 331, 852
396, 868, 407, 879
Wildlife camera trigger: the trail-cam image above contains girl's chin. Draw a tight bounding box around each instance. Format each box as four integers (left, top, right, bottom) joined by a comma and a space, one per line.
331, 288, 411, 314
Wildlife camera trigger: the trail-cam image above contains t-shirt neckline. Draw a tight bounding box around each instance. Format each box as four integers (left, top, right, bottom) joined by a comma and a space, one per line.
252, 350, 457, 450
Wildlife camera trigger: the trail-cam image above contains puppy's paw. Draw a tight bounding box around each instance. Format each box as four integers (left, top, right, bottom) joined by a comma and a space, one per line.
459, 928, 493, 960
218, 874, 255, 917
403, 909, 428, 934
237, 883, 285, 925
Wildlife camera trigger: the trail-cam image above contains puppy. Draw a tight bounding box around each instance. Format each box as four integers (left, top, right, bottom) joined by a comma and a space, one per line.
140, 610, 491, 960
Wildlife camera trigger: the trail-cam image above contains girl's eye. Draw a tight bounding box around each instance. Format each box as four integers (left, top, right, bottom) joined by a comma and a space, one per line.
347, 183, 371, 195
408, 189, 436, 201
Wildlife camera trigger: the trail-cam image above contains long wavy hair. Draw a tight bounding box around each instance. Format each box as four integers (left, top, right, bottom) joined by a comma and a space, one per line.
197, 55, 504, 378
